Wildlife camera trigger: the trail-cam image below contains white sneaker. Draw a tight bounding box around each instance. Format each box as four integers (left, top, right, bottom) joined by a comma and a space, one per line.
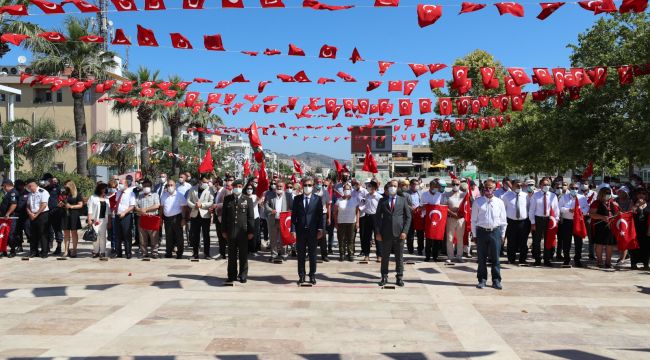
445, 259, 452, 264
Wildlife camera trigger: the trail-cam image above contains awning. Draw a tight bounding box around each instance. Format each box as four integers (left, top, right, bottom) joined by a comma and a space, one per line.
430, 162, 447, 169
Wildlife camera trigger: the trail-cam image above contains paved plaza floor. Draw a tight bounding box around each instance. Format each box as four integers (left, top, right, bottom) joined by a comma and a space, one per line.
0, 237, 649, 360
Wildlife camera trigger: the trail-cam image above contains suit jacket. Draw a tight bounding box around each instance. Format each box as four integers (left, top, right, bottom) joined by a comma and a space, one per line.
222, 194, 255, 238
186, 186, 215, 219
291, 193, 323, 236
264, 192, 292, 221
374, 194, 412, 239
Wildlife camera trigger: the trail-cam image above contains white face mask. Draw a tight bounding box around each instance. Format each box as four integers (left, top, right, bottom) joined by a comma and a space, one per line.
178, 178, 185, 184
344, 190, 352, 196
460, 183, 468, 191
160, 177, 167, 184
232, 188, 242, 196
542, 186, 550, 193
388, 186, 397, 195
245, 188, 253, 195
143, 187, 151, 194
201, 183, 209, 190
303, 186, 313, 195
604, 194, 612, 201
167, 186, 175, 194
276, 189, 284, 195
514, 188, 521, 194
452, 185, 459, 192
582, 185, 589, 191
555, 188, 563, 195
118, 184, 125, 191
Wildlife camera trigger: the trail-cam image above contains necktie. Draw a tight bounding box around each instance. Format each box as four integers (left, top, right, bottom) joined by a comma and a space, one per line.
390, 197, 395, 210
543, 193, 547, 216
305, 196, 309, 209
515, 194, 521, 219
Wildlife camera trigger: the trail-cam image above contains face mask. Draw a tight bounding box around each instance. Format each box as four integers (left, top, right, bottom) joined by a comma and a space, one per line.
270, 184, 277, 190
315, 184, 322, 191
201, 183, 209, 190
143, 187, 151, 194
581, 185, 589, 191
570, 190, 577, 196
631, 180, 638, 187
245, 188, 253, 195
604, 194, 612, 201
167, 186, 175, 194
527, 186, 534, 193
344, 190, 352, 196
452, 185, 459, 192
118, 184, 126, 191
388, 187, 397, 195
232, 188, 242, 196
460, 183, 468, 191
276, 189, 284, 195
303, 186, 313, 195
542, 186, 550, 193
431, 188, 439, 194
514, 188, 521, 194
555, 188, 562, 195
160, 177, 167, 184
178, 178, 185, 184
108, 188, 116, 194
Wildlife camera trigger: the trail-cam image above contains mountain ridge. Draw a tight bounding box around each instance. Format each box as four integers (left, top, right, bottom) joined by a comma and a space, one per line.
272, 151, 348, 169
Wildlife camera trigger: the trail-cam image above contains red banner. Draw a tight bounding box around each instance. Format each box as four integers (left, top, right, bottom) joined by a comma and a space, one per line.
412, 207, 424, 231
572, 199, 588, 238
425, 204, 447, 241
139, 214, 161, 231
279, 211, 295, 245
0, 218, 11, 252
612, 212, 638, 252
545, 208, 558, 250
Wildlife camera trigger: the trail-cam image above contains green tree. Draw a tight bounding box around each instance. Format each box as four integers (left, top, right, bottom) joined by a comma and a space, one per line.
110, 66, 160, 176
29, 16, 117, 176
14, 119, 73, 174
88, 129, 137, 175
0, 0, 45, 59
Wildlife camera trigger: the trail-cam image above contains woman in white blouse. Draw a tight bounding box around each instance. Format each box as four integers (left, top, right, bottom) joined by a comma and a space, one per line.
333, 183, 360, 262
87, 183, 111, 258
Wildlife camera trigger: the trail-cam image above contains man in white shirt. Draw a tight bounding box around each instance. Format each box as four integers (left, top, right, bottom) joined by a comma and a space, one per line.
265, 182, 292, 262
359, 180, 383, 262
421, 179, 447, 262
26, 179, 50, 258
445, 178, 466, 263
471, 179, 508, 290
558, 183, 589, 267
406, 178, 424, 255
177, 173, 192, 197
161, 179, 188, 259
528, 178, 560, 266
502, 180, 529, 264
494, 177, 510, 199
114, 176, 137, 259
580, 182, 597, 260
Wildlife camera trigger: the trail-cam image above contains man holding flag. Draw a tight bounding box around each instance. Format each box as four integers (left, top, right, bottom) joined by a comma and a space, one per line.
558, 183, 589, 267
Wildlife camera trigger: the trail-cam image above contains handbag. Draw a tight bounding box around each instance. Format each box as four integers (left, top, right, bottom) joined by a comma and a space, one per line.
82, 225, 97, 242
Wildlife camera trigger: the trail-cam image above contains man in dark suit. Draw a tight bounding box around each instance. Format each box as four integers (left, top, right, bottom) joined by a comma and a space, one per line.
375, 180, 412, 287
291, 177, 324, 285
222, 180, 255, 283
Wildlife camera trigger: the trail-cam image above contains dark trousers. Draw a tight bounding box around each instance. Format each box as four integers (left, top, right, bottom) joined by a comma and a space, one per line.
190, 216, 211, 256
585, 216, 595, 258
164, 214, 183, 257
108, 215, 116, 252
215, 215, 227, 257
407, 226, 424, 254
227, 232, 248, 280
249, 218, 261, 253
506, 218, 528, 263
532, 216, 553, 262
296, 232, 318, 277
6, 218, 18, 252
15, 215, 29, 249
380, 237, 404, 278
559, 219, 583, 261
326, 221, 335, 250
29, 212, 49, 256
260, 218, 268, 241
133, 215, 140, 246
318, 214, 328, 259
360, 215, 375, 256
425, 239, 442, 260
47, 208, 63, 248
477, 227, 502, 281
116, 213, 133, 257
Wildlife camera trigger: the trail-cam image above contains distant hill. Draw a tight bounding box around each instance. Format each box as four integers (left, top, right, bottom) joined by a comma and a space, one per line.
273, 151, 348, 169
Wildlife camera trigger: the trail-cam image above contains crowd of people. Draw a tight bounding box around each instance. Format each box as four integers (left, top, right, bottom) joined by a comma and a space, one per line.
0, 170, 648, 289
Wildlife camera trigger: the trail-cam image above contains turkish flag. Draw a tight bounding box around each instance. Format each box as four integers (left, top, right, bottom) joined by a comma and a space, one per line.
612, 212, 639, 251
319, 44, 337, 59
374, 0, 399, 6
279, 211, 296, 245
552, 68, 566, 92
452, 66, 468, 89
293, 158, 303, 174
510, 93, 527, 111
412, 207, 425, 231
545, 208, 558, 250
495, 2, 524, 17
336, 71, 356, 82
582, 161, 594, 179
404, 80, 418, 95
204, 34, 225, 51
504, 76, 522, 95
1, 33, 29, 46
139, 214, 161, 231
349, 47, 363, 63
459, 2, 486, 13
438, 98, 452, 115
222, 0, 244, 7
399, 99, 413, 116
378, 61, 394, 76
38, 32, 66, 42
456, 97, 470, 115
507, 67, 531, 86
0, 4, 27, 15
362, 145, 378, 173
425, 204, 447, 240
587, 67, 607, 88
532, 67, 554, 85
137, 25, 158, 46
429, 79, 445, 89
111, 28, 131, 45
456, 191, 472, 245
388, 81, 402, 92
243, 159, 251, 177
288, 43, 305, 56
79, 35, 104, 43
183, 0, 204, 9
419, 98, 432, 114
619, 0, 648, 13
417, 4, 443, 28
537, 2, 565, 20
249, 121, 263, 152
111, 0, 137, 11
260, 0, 285, 7
0, 218, 11, 252
572, 199, 588, 238
617, 65, 634, 85
30, 0, 65, 14
62, 0, 100, 12
170, 33, 193, 49
145, 0, 166, 10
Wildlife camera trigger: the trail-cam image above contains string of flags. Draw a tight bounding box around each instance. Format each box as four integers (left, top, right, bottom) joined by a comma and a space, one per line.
1, 1, 647, 28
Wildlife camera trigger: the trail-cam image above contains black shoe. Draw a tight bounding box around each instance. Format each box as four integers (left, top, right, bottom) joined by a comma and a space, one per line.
328, 249, 333, 255
41, 254, 48, 259
417, 250, 423, 256
204, 255, 213, 260
239, 277, 247, 284
226, 278, 236, 283
588, 255, 596, 261
396, 279, 404, 287
164, 254, 173, 259
8, 252, 16, 258
309, 275, 316, 285
563, 260, 570, 266
29, 253, 37, 258
297, 276, 305, 285
631, 263, 638, 270
99, 253, 106, 258
378, 276, 388, 286
534, 260, 542, 266
193, 253, 199, 260
126, 254, 132, 259
544, 261, 553, 267
176, 254, 183, 260
347, 255, 354, 262
322, 257, 330, 262
574, 260, 583, 268
408, 250, 414, 255
339, 256, 344, 262
424, 257, 431, 262
53, 245, 62, 256
492, 280, 503, 290
92, 253, 99, 258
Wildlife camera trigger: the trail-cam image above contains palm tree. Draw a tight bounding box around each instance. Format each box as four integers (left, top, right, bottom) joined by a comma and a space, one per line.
0, 0, 46, 59
29, 16, 117, 176
88, 129, 137, 175
155, 75, 187, 177
189, 111, 223, 145
110, 66, 160, 175
12, 119, 73, 174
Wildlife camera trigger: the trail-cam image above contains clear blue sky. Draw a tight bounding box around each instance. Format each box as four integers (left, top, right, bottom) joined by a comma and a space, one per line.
15, 1, 604, 159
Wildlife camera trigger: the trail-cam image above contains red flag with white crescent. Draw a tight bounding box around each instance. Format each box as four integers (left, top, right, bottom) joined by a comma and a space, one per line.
572, 199, 588, 238
545, 208, 559, 250
412, 207, 425, 231
612, 212, 638, 252
0, 218, 12, 253
425, 204, 447, 240
279, 211, 296, 245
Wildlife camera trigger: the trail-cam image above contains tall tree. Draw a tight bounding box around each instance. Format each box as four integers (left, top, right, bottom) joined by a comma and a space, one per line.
88, 129, 137, 175
29, 17, 117, 176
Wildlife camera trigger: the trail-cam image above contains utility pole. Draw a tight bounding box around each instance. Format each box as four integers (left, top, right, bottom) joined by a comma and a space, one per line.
98, 0, 109, 52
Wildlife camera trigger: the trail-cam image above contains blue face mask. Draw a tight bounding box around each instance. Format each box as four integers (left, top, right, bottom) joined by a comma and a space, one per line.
570, 190, 577, 196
